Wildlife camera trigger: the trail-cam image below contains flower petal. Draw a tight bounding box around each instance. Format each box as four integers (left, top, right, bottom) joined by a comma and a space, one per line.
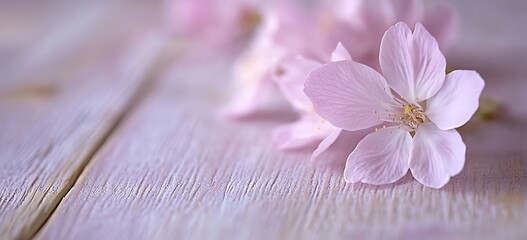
272, 115, 334, 150
344, 127, 411, 185
274, 56, 321, 111
410, 122, 465, 189
225, 29, 287, 118
311, 128, 342, 160
304, 61, 393, 131
222, 75, 274, 119
311, 127, 374, 162
426, 70, 485, 130
380, 22, 446, 101
331, 42, 353, 62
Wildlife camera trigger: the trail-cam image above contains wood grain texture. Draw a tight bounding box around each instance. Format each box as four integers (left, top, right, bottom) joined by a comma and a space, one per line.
35, 54, 527, 240
0, 4, 165, 238
15, 0, 527, 239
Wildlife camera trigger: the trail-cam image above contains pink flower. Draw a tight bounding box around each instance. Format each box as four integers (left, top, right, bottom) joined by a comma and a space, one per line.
272, 43, 352, 158
224, 3, 326, 118
326, 0, 456, 69
225, 0, 456, 119
163, 0, 260, 49
304, 22, 485, 188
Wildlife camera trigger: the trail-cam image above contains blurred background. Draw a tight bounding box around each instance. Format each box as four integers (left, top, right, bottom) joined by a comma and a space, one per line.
1, 0, 526, 118
1, 0, 527, 239
1, 0, 527, 184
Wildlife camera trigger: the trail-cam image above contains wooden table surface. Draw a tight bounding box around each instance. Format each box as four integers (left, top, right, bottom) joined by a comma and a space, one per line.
1, 1, 526, 239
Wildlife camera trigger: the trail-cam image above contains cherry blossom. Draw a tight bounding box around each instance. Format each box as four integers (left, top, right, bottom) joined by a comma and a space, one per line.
272, 43, 351, 158
224, 2, 327, 118
225, 0, 456, 118
163, 0, 260, 49
304, 22, 484, 188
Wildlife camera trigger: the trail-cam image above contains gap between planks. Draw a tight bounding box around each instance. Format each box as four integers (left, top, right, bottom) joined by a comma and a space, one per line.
26, 34, 174, 240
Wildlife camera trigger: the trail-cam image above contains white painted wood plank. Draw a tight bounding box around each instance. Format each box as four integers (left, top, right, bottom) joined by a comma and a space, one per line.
0, 6, 166, 238
34, 55, 527, 239
35, 0, 527, 239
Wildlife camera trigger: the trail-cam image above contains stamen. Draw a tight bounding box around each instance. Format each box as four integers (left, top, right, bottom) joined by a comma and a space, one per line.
404, 105, 411, 114
377, 95, 427, 132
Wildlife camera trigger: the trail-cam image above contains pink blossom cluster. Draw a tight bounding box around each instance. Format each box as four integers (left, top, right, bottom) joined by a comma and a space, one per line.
172, 0, 485, 188
163, 0, 262, 50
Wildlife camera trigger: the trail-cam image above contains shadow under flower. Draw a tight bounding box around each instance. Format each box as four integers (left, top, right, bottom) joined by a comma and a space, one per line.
442, 114, 527, 193
311, 112, 527, 192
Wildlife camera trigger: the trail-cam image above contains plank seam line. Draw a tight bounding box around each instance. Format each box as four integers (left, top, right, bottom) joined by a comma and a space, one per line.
29, 35, 170, 239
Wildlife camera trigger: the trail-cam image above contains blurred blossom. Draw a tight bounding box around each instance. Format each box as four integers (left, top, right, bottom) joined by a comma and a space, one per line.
163, 0, 261, 49
322, 0, 457, 68
271, 43, 352, 158
224, 0, 457, 118
223, 2, 325, 117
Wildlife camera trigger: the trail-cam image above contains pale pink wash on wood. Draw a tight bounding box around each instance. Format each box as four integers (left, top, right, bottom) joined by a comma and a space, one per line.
34, 56, 527, 240
26, 0, 527, 239
0, 5, 166, 239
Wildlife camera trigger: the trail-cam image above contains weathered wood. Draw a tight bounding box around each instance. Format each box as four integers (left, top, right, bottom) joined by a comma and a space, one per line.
11, 0, 527, 239
0, 4, 165, 239
34, 54, 527, 239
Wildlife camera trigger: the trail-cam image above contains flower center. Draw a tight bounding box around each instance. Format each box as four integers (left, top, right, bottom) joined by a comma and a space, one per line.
375, 95, 427, 132
398, 102, 426, 130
